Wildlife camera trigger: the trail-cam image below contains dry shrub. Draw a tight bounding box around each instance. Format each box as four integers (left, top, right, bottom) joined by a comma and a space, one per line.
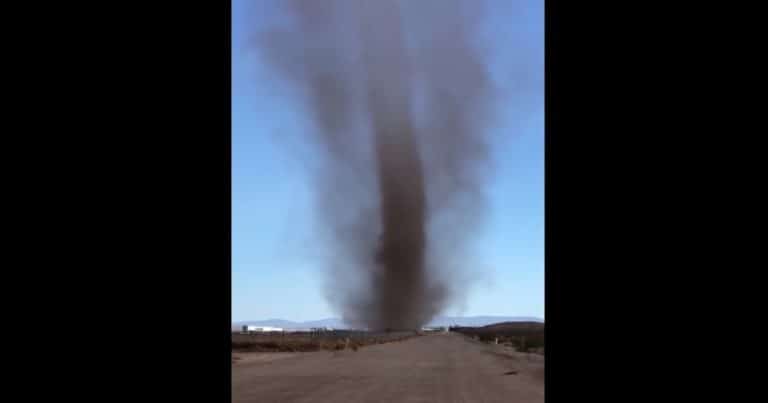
232, 331, 420, 353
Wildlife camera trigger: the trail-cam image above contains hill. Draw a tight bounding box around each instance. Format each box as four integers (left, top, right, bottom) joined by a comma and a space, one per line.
427, 316, 544, 327
480, 321, 545, 331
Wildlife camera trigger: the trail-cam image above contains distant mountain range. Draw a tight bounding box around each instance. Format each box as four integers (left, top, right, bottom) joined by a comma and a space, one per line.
232, 316, 544, 331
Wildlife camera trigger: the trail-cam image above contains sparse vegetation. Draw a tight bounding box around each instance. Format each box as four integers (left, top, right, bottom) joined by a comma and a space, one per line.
451, 322, 544, 354
231, 330, 420, 353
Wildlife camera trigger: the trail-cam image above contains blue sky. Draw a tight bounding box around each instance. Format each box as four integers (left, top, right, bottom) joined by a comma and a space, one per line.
232, 0, 543, 322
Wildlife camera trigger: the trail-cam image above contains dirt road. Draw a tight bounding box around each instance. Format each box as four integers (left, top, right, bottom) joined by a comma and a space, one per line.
232, 332, 544, 403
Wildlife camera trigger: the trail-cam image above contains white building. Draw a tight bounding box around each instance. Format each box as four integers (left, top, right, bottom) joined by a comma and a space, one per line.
242, 325, 283, 333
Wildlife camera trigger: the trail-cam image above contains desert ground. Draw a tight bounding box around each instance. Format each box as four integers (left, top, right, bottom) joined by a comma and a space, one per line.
232, 332, 543, 403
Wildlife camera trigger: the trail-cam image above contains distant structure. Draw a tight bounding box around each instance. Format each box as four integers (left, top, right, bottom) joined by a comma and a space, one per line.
241, 325, 283, 334
309, 327, 334, 336
420, 326, 448, 333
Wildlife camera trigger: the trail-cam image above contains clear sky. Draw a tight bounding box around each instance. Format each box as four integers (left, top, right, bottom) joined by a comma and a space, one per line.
232, 0, 543, 322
